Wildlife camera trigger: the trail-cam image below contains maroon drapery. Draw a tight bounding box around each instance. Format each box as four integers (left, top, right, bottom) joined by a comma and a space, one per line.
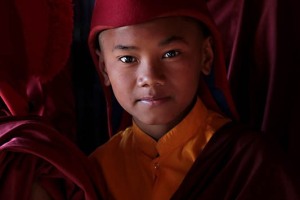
172, 122, 299, 199
0, 117, 102, 199
0, 0, 92, 197
207, 0, 300, 187
0, 0, 76, 141
1, 0, 299, 197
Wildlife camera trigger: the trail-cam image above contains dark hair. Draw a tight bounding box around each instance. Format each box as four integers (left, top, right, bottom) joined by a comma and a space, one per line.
95, 33, 101, 51
198, 21, 211, 38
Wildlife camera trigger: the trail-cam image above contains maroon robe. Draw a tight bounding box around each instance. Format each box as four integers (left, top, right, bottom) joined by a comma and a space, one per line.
172, 123, 299, 199
0, 116, 102, 199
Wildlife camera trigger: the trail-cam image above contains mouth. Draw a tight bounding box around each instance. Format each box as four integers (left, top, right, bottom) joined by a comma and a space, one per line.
137, 96, 170, 106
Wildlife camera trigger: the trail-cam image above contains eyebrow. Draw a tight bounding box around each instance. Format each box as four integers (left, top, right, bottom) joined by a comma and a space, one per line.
112, 45, 139, 52
159, 35, 188, 46
112, 35, 187, 52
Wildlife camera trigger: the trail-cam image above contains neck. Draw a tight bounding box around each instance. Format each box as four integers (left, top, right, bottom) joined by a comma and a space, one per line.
134, 122, 177, 141
134, 98, 197, 140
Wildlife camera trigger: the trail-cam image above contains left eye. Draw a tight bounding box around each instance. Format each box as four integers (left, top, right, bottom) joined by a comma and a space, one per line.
163, 50, 180, 58
119, 56, 137, 63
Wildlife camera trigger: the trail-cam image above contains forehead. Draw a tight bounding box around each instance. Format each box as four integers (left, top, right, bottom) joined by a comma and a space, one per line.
98, 17, 204, 46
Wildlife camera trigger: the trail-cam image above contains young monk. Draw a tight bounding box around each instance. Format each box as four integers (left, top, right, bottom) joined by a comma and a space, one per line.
88, 0, 298, 199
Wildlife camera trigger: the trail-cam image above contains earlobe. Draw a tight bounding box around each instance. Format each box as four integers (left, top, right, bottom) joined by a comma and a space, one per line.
97, 51, 111, 86
201, 37, 214, 76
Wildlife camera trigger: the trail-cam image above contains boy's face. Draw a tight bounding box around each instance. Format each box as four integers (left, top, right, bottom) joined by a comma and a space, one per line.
97, 17, 213, 134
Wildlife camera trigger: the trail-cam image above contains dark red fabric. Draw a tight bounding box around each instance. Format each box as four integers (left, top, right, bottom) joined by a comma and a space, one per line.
0, 0, 76, 139
172, 123, 299, 199
206, 0, 300, 188
1, 0, 73, 82
0, 116, 102, 199
207, 0, 278, 130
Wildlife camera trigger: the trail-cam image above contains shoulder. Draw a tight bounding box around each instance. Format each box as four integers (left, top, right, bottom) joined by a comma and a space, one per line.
202, 122, 292, 185
173, 122, 299, 199
210, 122, 265, 149
203, 122, 263, 152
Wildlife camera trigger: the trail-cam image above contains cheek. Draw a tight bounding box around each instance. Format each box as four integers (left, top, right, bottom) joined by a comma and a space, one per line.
109, 74, 125, 92
108, 70, 135, 98
174, 63, 201, 94
174, 61, 201, 82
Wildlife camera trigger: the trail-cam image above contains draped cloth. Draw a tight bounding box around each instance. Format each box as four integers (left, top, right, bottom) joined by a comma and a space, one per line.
0, 116, 102, 199
0, 0, 100, 198
0, 0, 76, 140
171, 123, 299, 199
206, 0, 300, 187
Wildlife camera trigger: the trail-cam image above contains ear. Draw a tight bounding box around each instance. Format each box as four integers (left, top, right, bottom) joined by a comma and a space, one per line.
200, 37, 214, 76
96, 50, 111, 86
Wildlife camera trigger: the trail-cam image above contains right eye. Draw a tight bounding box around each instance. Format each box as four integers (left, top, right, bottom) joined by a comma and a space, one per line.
119, 56, 137, 63
163, 50, 180, 59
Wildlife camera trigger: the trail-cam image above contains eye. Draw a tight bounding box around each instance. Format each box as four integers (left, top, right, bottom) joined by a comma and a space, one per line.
163, 50, 180, 58
119, 56, 137, 63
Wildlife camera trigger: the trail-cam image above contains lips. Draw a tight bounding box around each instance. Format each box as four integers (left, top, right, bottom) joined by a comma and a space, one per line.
138, 96, 170, 106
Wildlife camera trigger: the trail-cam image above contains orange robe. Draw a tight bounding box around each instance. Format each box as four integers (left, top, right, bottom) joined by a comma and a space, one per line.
90, 99, 230, 200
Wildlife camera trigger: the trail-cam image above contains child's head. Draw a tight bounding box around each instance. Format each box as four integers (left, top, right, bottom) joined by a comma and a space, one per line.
97, 17, 214, 136
89, 0, 238, 136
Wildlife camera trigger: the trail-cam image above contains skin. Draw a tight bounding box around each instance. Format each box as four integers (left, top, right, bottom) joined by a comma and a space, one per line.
97, 17, 214, 140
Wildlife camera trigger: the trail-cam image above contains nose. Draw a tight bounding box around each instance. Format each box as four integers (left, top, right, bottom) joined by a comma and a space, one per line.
137, 60, 165, 87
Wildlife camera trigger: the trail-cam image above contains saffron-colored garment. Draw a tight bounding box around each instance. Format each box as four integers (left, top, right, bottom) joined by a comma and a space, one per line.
90, 99, 231, 200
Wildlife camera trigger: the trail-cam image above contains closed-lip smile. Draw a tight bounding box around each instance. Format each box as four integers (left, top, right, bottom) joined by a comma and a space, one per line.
138, 96, 170, 105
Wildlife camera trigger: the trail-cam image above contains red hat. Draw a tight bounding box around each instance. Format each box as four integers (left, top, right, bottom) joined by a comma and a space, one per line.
88, 0, 238, 137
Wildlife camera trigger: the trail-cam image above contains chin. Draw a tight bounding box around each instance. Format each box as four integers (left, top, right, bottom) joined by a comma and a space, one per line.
138, 115, 179, 126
